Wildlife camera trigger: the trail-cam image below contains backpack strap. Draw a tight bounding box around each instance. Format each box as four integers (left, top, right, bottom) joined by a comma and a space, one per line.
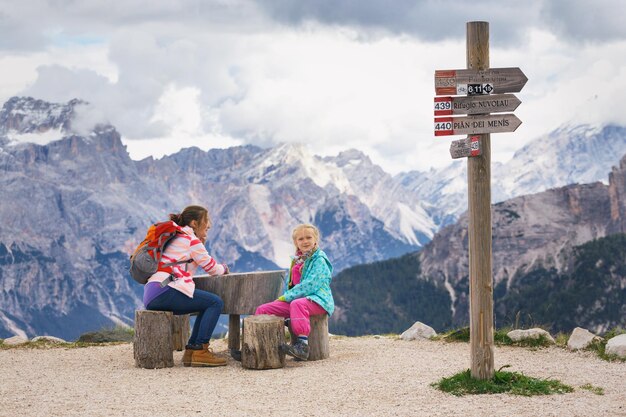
158, 259, 193, 287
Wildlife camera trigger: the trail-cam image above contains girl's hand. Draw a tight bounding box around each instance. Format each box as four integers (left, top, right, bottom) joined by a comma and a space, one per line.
222, 263, 230, 275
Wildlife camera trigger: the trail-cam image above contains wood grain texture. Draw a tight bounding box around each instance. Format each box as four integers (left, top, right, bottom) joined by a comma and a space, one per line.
133, 310, 173, 369
171, 314, 190, 351
466, 20, 495, 380
241, 314, 285, 370
308, 314, 330, 361
194, 270, 286, 314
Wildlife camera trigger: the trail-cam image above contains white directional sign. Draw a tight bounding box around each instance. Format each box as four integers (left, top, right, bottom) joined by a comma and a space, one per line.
434, 94, 521, 116
450, 135, 482, 159
434, 114, 522, 136
435, 67, 527, 96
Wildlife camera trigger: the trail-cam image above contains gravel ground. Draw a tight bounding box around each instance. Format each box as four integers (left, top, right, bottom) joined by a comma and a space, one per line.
1, 336, 624, 417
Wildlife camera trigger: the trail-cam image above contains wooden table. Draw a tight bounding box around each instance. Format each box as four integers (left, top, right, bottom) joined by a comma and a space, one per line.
194, 270, 286, 356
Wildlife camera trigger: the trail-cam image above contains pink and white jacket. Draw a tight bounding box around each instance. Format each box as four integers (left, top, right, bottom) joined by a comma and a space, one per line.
146, 225, 226, 298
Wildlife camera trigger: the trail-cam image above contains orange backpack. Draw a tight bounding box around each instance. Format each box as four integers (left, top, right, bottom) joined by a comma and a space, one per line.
129, 221, 191, 285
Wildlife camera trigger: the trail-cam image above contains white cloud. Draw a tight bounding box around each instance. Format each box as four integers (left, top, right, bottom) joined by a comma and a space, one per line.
0, 0, 625, 174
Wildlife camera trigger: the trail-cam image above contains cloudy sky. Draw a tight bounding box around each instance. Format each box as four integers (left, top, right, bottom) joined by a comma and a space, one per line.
1, 0, 625, 173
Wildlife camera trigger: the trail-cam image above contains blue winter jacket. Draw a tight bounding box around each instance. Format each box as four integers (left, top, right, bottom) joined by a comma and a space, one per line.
281, 248, 334, 316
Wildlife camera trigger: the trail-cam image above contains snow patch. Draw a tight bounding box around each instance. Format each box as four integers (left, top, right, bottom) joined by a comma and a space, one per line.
397, 203, 435, 244
108, 315, 133, 328
262, 144, 354, 194
444, 279, 456, 316
248, 184, 294, 267
0, 311, 28, 339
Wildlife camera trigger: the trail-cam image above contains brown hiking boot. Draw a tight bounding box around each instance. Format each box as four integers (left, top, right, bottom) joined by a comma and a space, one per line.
190, 343, 227, 367
182, 349, 193, 367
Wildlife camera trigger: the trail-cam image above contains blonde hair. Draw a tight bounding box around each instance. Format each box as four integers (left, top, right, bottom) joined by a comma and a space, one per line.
291, 223, 320, 248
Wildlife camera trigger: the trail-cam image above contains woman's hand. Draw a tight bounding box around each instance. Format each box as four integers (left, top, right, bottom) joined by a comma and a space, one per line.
222, 263, 230, 275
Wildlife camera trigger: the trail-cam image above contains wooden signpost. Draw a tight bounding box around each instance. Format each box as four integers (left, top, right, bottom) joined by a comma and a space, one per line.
432, 21, 527, 380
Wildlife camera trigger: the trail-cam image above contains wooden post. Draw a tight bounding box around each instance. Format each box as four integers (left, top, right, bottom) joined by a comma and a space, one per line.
308, 314, 330, 361
228, 314, 241, 354
241, 314, 285, 370
171, 314, 190, 351
466, 21, 495, 380
134, 310, 174, 369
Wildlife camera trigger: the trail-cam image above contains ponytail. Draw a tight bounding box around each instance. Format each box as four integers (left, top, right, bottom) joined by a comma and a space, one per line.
169, 205, 209, 227
169, 212, 183, 225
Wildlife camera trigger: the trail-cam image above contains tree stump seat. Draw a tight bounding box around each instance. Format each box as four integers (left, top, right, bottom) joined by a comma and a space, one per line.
134, 310, 174, 369
242, 314, 286, 370
307, 314, 330, 361
133, 310, 190, 369
278, 313, 330, 362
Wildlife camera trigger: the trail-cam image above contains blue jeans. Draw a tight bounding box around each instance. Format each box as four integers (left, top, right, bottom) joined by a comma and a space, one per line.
147, 288, 224, 346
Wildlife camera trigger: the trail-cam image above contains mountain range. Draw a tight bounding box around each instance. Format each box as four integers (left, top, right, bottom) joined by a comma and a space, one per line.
331, 155, 626, 335
1, 96, 625, 339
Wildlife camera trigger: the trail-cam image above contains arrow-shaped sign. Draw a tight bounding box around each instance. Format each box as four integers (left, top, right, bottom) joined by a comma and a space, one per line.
435, 67, 527, 96
434, 114, 522, 136
434, 94, 521, 116
450, 135, 482, 159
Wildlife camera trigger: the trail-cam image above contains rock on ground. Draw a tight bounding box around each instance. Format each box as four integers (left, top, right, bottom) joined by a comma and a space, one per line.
605, 334, 626, 358
567, 327, 600, 350
507, 328, 555, 344
400, 321, 437, 341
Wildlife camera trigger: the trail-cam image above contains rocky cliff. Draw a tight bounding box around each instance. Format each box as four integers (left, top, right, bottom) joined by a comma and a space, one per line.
417, 154, 626, 327
0, 97, 431, 339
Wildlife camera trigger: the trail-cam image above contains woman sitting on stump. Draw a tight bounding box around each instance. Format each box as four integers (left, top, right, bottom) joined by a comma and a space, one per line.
255, 223, 334, 360
143, 205, 230, 367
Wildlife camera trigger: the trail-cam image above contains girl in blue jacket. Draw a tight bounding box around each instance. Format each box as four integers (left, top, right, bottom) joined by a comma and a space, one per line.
255, 223, 334, 360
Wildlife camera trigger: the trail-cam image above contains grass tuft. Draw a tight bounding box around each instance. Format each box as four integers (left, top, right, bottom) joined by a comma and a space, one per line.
579, 383, 604, 395
554, 332, 568, 347
76, 326, 134, 343
493, 327, 513, 344
432, 366, 574, 396
440, 326, 553, 348
439, 327, 469, 342
0, 326, 135, 350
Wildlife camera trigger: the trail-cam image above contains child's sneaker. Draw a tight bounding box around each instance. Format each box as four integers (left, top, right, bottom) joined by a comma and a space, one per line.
282, 340, 309, 361
230, 349, 242, 362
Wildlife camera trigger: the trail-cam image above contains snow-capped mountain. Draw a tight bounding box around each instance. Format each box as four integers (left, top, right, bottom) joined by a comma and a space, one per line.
0, 97, 429, 339
1, 95, 625, 340
400, 124, 626, 217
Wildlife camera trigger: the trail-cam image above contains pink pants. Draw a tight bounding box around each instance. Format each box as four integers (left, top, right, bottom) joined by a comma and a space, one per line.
255, 298, 326, 337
